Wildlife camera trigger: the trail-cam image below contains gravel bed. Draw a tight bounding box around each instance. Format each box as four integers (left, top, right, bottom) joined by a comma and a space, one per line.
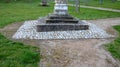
12, 18, 114, 39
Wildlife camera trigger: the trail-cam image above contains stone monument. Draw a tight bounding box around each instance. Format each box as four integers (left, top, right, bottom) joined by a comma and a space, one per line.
37, 0, 89, 32
12, 0, 111, 39
54, 0, 68, 15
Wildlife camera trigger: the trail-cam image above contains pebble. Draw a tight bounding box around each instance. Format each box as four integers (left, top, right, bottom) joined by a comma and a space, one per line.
12, 18, 113, 39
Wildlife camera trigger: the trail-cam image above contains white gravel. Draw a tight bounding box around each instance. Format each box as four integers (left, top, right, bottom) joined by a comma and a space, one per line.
12, 18, 114, 39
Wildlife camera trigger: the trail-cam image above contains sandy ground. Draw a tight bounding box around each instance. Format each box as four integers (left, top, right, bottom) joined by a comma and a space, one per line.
0, 18, 120, 67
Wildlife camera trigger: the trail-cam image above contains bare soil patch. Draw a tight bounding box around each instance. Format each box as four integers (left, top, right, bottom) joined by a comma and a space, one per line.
0, 18, 120, 67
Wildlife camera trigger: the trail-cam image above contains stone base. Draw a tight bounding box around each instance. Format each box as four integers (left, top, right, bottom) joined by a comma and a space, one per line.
12, 19, 113, 39
37, 14, 89, 32
37, 24, 89, 32
46, 19, 79, 23
46, 14, 79, 23
37, 17, 89, 32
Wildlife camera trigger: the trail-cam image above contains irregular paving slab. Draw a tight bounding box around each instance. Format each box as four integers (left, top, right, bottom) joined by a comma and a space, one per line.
12, 18, 114, 39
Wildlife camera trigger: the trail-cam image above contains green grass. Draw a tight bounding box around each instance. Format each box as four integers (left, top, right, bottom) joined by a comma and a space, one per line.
0, 33, 40, 67
0, 2, 120, 28
106, 25, 120, 60
0, 2, 53, 28
79, 0, 120, 10
69, 6, 120, 20
85, 0, 120, 10
88, 1, 120, 10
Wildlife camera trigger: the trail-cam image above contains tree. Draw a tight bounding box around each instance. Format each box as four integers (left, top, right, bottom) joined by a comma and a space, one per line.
111, 0, 117, 2
100, 0, 103, 4
75, 0, 80, 12
5, 0, 11, 3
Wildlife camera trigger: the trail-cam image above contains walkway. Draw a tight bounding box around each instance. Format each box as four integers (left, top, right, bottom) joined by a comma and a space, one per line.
69, 4, 120, 12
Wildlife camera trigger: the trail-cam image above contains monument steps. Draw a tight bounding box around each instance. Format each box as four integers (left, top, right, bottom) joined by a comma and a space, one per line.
49, 16, 74, 19
37, 24, 89, 32
37, 0, 89, 32
48, 14, 74, 19
46, 19, 79, 23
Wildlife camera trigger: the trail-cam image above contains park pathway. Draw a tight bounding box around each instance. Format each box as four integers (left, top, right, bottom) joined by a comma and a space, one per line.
69, 4, 120, 12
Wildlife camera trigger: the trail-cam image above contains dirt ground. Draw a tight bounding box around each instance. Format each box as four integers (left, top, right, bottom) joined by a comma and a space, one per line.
0, 18, 120, 67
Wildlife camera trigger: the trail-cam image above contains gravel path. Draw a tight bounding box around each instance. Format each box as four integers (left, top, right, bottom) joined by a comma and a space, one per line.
0, 18, 120, 67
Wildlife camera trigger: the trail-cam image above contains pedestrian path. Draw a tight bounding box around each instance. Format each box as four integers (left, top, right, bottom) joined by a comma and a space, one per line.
69, 4, 120, 12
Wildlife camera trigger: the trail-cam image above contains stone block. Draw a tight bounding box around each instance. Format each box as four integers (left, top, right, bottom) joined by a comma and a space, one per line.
37, 24, 89, 32
46, 19, 79, 23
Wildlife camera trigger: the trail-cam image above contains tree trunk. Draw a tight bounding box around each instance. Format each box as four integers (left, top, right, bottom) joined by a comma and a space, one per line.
5, 0, 11, 3
111, 0, 117, 2
75, 0, 80, 12
100, 0, 103, 4
41, 0, 48, 6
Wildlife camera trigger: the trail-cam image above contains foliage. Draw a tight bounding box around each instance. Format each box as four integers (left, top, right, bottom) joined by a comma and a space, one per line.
106, 25, 120, 60
0, 33, 40, 67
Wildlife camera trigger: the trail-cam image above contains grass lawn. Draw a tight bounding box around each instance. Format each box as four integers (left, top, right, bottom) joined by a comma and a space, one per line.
106, 25, 120, 60
0, 33, 40, 67
0, 2, 53, 28
0, 2, 120, 28
69, 0, 120, 10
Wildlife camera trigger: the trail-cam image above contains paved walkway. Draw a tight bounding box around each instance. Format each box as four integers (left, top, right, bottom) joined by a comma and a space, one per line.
69, 4, 120, 12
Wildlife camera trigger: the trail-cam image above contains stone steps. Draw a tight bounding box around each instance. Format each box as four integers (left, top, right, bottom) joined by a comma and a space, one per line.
37, 24, 89, 32
49, 16, 74, 19
46, 19, 79, 23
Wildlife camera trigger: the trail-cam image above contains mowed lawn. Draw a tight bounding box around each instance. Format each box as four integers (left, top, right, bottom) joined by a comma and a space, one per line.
70, 0, 120, 10
0, 2, 41, 67
0, 2, 120, 28
0, 33, 40, 67
0, 2, 53, 28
